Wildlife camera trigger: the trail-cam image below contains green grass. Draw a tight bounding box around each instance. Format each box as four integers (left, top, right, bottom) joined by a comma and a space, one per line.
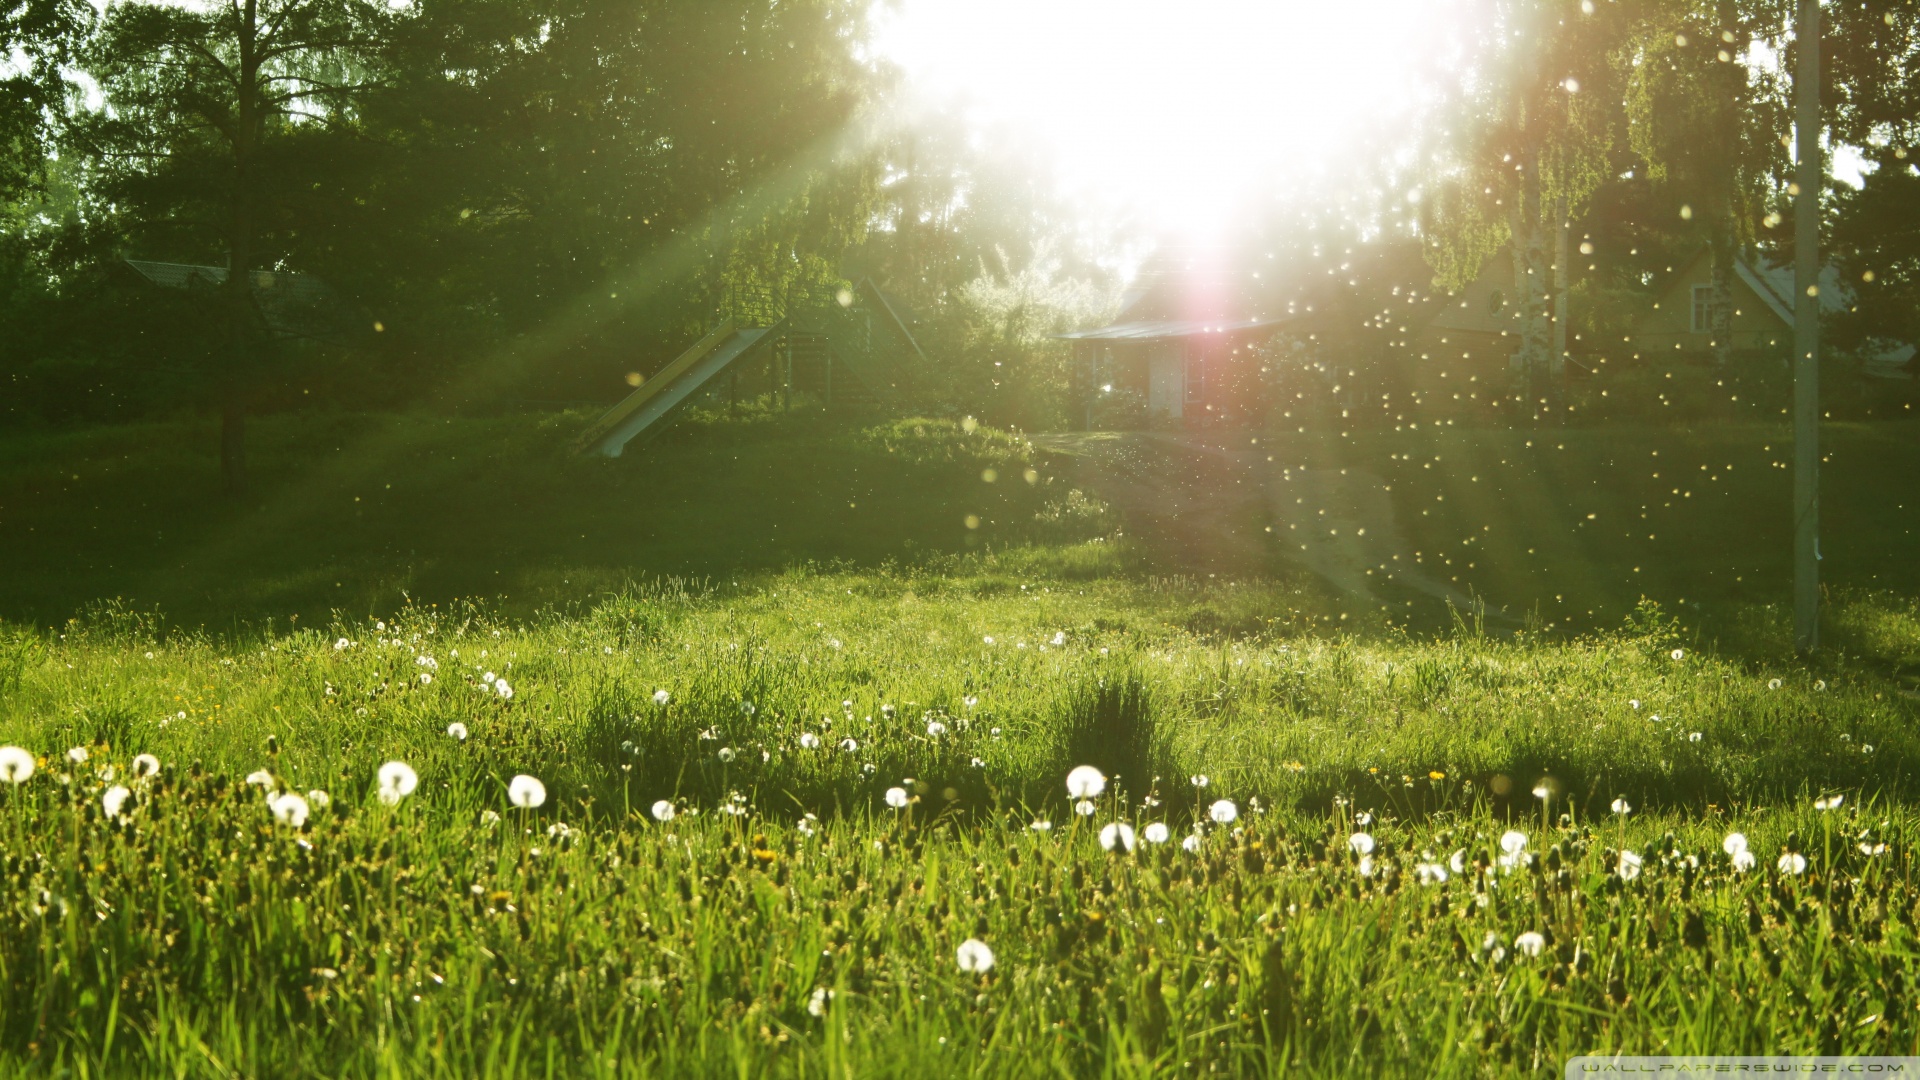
2, 409, 1919, 1075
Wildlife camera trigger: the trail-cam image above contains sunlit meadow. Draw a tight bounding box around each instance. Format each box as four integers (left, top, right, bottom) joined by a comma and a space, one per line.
4, 528, 1920, 1075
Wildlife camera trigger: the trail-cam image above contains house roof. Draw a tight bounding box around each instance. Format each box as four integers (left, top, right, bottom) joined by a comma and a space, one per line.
125, 259, 355, 342
1061, 246, 1289, 341
1058, 317, 1283, 341
1730, 255, 1848, 327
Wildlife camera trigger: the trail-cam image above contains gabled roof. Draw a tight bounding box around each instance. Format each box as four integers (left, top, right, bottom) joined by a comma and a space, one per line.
125, 259, 357, 342
1061, 247, 1287, 341
1731, 255, 1848, 327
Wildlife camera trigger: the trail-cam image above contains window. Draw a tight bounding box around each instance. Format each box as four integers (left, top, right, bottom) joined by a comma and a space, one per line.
1690, 284, 1714, 333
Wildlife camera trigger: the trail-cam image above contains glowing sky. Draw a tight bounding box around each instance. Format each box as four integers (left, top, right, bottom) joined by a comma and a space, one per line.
872, 0, 1460, 237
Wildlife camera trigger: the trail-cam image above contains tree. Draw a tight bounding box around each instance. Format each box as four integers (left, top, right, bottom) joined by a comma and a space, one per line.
1621, 0, 1790, 367
1420, 0, 1625, 421
80, 0, 386, 493
1, 0, 89, 211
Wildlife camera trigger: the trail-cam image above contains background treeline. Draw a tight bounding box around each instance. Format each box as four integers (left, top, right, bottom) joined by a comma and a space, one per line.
2, 0, 1917, 450
0, 0, 1114, 449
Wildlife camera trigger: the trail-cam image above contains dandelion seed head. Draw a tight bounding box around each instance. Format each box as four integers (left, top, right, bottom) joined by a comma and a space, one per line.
884, 786, 909, 809
508, 774, 547, 809
1066, 765, 1107, 800
1348, 832, 1375, 855
1074, 798, 1096, 817
1099, 822, 1137, 853
653, 689, 670, 706
1209, 799, 1239, 824
1416, 861, 1449, 884
925, 720, 947, 738
1723, 832, 1749, 855
650, 799, 675, 822
1144, 822, 1170, 844
131, 753, 160, 779
308, 789, 330, 808
1731, 848, 1756, 871
101, 785, 131, 820
1778, 852, 1807, 875
377, 761, 419, 804
1030, 819, 1052, 831
1611, 798, 1632, 815
269, 791, 309, 827
956, 938, 996, 973
1500, 830, 1528, 855
799, 732, 820, 749
447, 722, 469, 741
1814, 794, 1845, 811
67, 747, 88, 765
1514, 931, 1545, 958
1617, 850, 1644, 881
0, 747, 35, 785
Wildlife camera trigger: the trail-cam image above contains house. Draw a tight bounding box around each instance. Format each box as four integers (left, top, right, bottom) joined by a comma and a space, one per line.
1061, 256, 1284, 429
1411, 254, 1524, 380
1631, 247, 1839, 357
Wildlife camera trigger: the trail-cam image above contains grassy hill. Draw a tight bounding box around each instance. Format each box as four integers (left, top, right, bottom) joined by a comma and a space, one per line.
2, 408, 1919, 1075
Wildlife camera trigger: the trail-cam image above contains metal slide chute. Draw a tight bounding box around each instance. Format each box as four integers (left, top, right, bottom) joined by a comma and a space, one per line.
578, 317, 786, 457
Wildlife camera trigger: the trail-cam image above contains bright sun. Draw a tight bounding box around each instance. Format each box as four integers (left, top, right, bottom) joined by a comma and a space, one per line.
873, 0, 1459, 238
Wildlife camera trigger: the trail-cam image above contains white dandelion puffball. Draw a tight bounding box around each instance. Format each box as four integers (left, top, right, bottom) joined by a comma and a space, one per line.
67, 746, 88, 764
1814, 794, 1845, 811
1731, 849, 1757, 872
1450, 849, 1467, 874
102, 785, 132, 820
799, 732, 820, 749
508, 774, 547, 809
650, 799, 675, 822
1514, 931, 1546, 958
245, 769, 276, 790
1030, 819, 1052, 832
1355, 811, 1373, 826
884, 786, 909, 809
0, 746, 36, 785
1065, 765, 1107, 800
839, 738, 858, 752
377, 761, 419, 805
925, 720, 947, 738
1670, 648, 1685, 661
1500, 830, 1528, 855
494, 679, 513, 700
1074, 799, 1096, 817
1143, 822, 1171, 844
955, 938, 996, 974
1610, 798, 1632, 815
1190, 774, 1209, 788
131, 753, 161, 779
1722, 832, 1749, 856
1688, 732, 1702, 743
1348, 832, 1375, 856
269, 792, 310, 827
308, 789, 331, 809
1778, 852, 1807, 875
1768, 678, 1782, 690
1617, 850, 1644, 881
653, 689, 670, 706
1182, 834, 1202, 853
808, 988, 832, 1017
335, 638, 351, 650
1416, 862, 1449, 885
447, 722, 469, 741
1209, 800, 1238, 824
1099, 822, 1137, 853
419, 673, 433, 685
1357, 855, 1375, 878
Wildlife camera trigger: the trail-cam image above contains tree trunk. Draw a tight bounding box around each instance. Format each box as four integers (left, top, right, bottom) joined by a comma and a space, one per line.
221, 0, 261, 498
1510, 153, 1551, 423
1708, 224, 1735, 367
221, 391, 248, 496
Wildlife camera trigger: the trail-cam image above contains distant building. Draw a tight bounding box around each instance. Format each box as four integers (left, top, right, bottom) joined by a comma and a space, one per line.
1061, 256, 1284, 429
1630, 247, 1837, 357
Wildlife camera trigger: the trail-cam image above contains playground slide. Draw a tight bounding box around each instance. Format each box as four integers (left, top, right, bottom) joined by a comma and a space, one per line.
578, 319, 783, 458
